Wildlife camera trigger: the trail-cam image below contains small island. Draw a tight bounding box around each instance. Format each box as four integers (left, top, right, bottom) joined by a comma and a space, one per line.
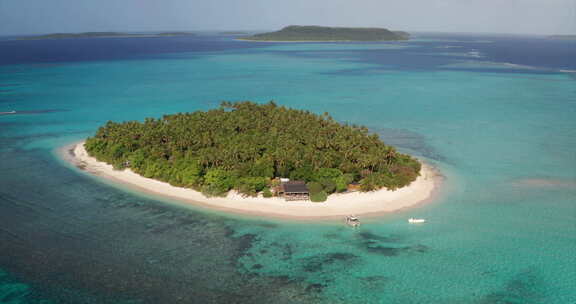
239, 25, 410, 42
65, 102, 438, 218
18, 31, 196, 40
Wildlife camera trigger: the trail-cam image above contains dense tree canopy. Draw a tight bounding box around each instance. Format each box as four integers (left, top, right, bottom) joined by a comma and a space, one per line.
85, 101, 421, 198
240, 26, 410, 42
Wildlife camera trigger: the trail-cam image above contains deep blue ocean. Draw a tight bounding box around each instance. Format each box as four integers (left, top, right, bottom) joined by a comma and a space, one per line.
0, 33, 575, 303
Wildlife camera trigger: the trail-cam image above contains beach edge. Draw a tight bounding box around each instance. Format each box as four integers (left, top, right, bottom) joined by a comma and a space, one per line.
59, 141, 443, 220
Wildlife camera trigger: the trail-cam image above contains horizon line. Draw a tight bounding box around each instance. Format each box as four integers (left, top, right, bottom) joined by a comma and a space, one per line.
2, 28, 574, 38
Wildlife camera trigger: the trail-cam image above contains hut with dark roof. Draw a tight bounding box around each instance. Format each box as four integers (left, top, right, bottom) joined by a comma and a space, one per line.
280, 181, 310, 201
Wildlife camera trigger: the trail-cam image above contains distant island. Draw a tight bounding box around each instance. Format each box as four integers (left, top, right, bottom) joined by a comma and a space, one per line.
83, 101, 422, 202
18, 31, 196, 40
239, 25, 410, 42
548, 35, 576, 40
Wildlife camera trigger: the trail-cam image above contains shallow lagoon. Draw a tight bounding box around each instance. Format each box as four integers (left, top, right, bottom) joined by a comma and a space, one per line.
0, 33, 575, 303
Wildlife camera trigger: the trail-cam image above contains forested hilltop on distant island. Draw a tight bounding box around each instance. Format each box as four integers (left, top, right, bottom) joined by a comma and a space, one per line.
85, 102, 421, 200
240, 26, 410, 41
18, 32, 196, 40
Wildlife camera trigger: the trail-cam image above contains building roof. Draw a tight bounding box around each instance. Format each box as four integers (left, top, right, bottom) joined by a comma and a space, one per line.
282, 181, 309, 194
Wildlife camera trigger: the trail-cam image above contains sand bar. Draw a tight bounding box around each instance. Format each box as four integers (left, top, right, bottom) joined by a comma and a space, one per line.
62, 141, 442, 220
236, 39, 358, 43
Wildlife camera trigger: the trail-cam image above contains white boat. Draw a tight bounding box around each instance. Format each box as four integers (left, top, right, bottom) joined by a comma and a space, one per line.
345, 215, 360, 228
408, 218, 426, 224
0, 111, 16, 114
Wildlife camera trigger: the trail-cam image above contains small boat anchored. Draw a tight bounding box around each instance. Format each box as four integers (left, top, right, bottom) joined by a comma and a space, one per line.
0, 110, 16, 115
345, 215, 360, 228
408, 218, 426, 224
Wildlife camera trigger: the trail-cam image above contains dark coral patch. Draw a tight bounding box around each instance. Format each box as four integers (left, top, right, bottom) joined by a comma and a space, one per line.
305, 283, 326, 293
358, 231, 401, 242
365, 245, 402, 256
478, 268, 543, 304
363, 242, 429, 256
327, 253, 357, 261
301, 252, 358, 273
360, 275, 388, 282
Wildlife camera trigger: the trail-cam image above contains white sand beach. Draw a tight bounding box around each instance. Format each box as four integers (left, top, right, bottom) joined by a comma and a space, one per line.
236, 39, 357, 43
63, 142, 441, 219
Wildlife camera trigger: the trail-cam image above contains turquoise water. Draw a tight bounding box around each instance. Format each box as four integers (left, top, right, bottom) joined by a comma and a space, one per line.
1, 34, 575, 303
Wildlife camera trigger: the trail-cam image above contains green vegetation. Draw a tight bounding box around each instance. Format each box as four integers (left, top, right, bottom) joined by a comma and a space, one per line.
85, 101, 421, 198
305, 170, 357, 202
240, 26, 410, 42
310, 191, 328, 203
393, 31, 411, 40
262, 188, 273, 198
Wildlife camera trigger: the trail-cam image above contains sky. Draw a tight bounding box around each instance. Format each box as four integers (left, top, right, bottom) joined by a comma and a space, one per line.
0, 0, 575, 36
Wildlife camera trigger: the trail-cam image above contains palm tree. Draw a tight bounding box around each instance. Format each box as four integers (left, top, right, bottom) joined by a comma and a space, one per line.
385, 147, 397, 167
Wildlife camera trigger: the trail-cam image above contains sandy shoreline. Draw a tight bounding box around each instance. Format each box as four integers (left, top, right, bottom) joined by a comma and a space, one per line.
235, 39, 406, 43
61, 141, 442, 220
236, 39, 358, 43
